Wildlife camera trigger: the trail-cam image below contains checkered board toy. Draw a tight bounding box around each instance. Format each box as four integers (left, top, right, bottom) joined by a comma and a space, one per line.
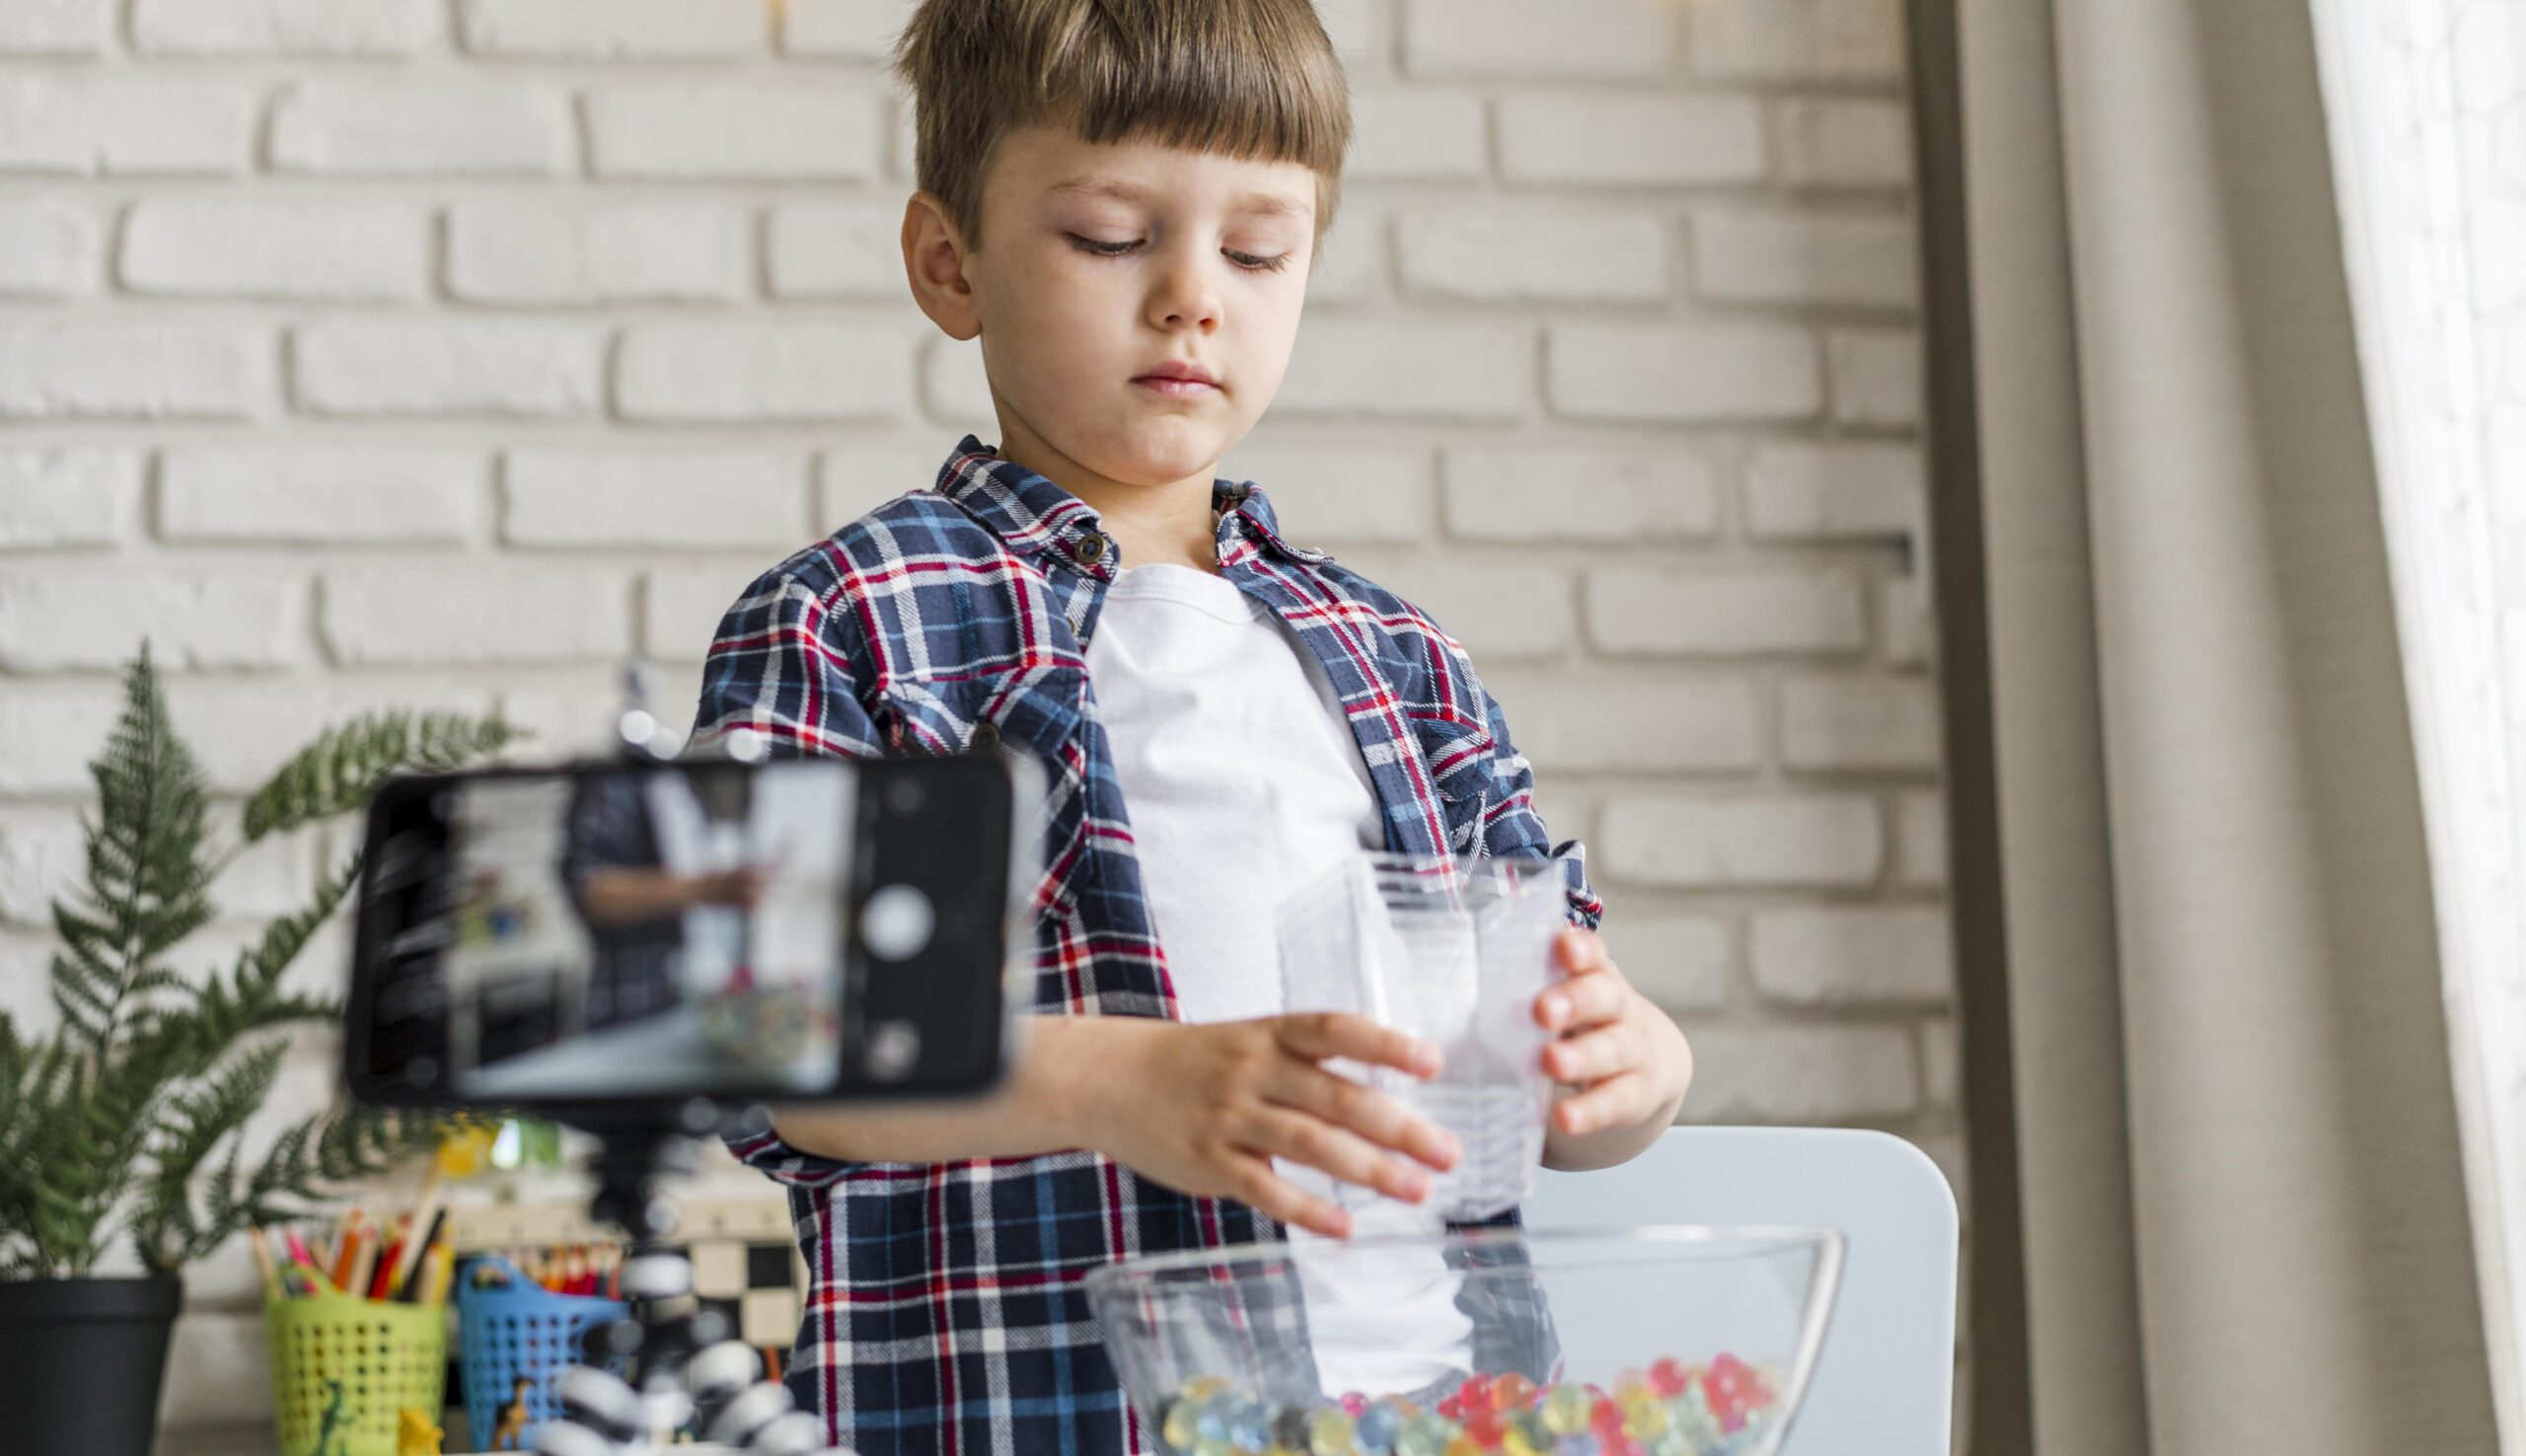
442, 1197, 805, 1439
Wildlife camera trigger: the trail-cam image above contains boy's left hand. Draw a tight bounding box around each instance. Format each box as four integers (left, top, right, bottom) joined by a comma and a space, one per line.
1533, 927, 1693, 1150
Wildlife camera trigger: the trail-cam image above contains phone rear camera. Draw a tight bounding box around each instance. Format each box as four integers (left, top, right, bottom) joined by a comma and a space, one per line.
866, 1020, 923, 1082
859, 884, 934, 961
884, 777, 926, 816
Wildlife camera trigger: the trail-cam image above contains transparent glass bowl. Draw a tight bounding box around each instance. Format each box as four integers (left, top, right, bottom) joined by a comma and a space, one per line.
1083, 1225, 1844, 1456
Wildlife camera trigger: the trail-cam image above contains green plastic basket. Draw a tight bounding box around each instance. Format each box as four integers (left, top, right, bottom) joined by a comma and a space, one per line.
264, 1283, 448, 1456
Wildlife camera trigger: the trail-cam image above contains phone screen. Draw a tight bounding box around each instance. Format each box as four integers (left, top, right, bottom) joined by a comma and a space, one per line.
345, 756, 1021, 1110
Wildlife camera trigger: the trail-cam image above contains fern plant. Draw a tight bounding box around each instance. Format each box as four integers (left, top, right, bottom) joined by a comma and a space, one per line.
0, 643, 526, 1279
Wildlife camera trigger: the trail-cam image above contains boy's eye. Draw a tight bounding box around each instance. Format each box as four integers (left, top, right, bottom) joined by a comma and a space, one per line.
1065, 234, 1293, 273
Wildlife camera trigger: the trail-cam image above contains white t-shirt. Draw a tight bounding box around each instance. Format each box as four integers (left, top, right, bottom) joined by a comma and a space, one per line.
1085, 561, 1471, 1396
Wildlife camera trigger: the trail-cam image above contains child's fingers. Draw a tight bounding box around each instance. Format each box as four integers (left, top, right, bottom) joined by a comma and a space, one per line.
1240, 1108, 1433, 1204
1226, 1159, 1354, 1239
1553, 1072, 1656, 1137
1535, 969, 1628, 1031
1543, 1023, 1641, 1085
1273, 1011, 1443, 1079
1265, 1062, 1460, 1172
1555, 926, 1609, 973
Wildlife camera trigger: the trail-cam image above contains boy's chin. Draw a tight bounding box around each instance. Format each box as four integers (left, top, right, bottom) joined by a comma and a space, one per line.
1081, 422, 1239, 487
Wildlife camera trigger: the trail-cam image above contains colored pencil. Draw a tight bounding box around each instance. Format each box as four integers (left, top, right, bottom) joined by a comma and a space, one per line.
400, 1205, 450, 1300
344, 1227, 379, 1303
387, 1168, 443, 1301
247, 1227, 279, 1297
328, 1209, 367, 1291
368, 1216, 409, 1301
282, 1228, 332, 1290
320, 1208, 350, 1278
420, 1243, 455, 1306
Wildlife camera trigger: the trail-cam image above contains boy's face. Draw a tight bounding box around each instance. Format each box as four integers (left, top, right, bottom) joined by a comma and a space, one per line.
906, 123, 1317, 493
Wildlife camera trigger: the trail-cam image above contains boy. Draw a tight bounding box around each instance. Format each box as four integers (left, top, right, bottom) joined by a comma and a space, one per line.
690, 2, 1695, 1451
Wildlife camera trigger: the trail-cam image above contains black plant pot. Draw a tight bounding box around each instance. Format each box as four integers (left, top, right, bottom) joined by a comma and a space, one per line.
0, 1274, 184, 1456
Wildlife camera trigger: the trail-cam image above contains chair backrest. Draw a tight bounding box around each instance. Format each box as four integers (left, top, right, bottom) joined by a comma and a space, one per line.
1520, 1126, 1959, 1456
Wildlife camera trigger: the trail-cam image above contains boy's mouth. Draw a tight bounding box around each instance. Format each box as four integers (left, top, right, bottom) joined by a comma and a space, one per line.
1134, 361, 1221, 400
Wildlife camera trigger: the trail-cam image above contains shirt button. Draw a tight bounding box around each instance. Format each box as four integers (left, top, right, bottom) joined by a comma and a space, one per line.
970, 720, 1000, 752
1072, 532, 1107, 565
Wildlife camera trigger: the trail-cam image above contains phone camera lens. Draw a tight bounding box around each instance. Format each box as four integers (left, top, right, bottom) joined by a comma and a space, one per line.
860, 884, 934, 961
884, 777, 927, 816
866, 1020, 923, 1082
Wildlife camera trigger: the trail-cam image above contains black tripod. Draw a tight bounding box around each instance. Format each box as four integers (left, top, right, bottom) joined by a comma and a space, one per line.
525, 1118, 839, 1455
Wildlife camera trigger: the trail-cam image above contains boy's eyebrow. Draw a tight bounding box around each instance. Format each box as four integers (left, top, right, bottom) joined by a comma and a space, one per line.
1045, 176, 1310, 219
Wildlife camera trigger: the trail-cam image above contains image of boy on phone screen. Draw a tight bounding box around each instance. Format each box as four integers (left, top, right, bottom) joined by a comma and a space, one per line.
688, 3, 1696, 1451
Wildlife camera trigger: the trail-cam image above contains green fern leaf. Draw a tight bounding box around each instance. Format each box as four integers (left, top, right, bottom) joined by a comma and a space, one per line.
131, 1037, 287, 1274
243, 711, 524, 842
11, 643, 517, 1277
47, 643, 215, 1056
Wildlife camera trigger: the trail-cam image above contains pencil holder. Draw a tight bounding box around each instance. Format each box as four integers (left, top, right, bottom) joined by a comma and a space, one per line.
455, 1255, 630, 1453
263, 1282, 448, 1456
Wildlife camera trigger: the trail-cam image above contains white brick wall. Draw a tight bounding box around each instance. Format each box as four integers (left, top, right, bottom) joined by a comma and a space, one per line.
0, 447, 140, 545
0, 197, 106, 294
1495, 94, 1766, 185
161, 448, 484, 544
0, 0, 107, 54
1399, 0, 1679, 80
584, 82, 885, 181
0, 319, 274, 417
122, 199, 433, 301
269, 78, 573, 175
447, 200, 752, 305
1547, 322, 1823, 422
293, 320, 606, 417
0, 73, 259, 173
133, 0, 439, 57
1396, 204, 1671, 302
456, 0, 768, 58
0, 0, 1954, 1438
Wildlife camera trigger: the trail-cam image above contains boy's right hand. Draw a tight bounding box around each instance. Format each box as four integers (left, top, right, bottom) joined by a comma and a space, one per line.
1079, 1013, 1461, 1239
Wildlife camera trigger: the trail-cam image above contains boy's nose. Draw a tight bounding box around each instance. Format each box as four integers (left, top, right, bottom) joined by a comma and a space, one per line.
1152, 297, 1221, 333
1148, 262, 1224, 332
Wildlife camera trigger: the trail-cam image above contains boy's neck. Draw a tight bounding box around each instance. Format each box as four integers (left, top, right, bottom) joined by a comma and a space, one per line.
991, 416, 1224, 574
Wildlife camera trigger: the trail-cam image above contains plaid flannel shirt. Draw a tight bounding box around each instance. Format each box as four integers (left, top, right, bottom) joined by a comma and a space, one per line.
690, 434, 1603, 1456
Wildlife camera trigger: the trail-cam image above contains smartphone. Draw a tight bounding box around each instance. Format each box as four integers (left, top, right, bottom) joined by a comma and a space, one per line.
342, 753, 1035, 1116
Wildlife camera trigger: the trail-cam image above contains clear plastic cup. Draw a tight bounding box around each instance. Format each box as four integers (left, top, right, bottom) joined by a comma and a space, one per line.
1276, 850, 1569, 1221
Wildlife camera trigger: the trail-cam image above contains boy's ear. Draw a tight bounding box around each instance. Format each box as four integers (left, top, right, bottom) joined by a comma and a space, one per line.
903, 191, 982, 342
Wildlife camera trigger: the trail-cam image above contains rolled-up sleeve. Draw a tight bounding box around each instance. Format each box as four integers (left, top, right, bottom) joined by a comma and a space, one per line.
718, 1104, 856, 1193
1471, 681, 1604, 931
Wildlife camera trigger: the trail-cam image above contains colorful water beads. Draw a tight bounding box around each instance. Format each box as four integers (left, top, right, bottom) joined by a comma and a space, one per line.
1152, 1354, 1781, 1456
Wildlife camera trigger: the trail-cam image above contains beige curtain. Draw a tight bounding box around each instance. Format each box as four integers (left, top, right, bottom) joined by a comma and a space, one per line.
1907, 0, 2503, 1449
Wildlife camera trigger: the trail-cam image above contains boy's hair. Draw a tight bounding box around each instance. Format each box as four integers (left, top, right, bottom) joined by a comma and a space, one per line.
892, 0, 1351, 255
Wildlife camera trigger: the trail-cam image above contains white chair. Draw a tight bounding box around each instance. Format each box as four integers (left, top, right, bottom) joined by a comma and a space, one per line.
1520, 1126, 1960, 1456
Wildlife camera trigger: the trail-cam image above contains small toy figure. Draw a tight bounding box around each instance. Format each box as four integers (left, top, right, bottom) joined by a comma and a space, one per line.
490, 1374, 536, 1451
398, 1406, 445, 1456
312, 1378, 350, 1456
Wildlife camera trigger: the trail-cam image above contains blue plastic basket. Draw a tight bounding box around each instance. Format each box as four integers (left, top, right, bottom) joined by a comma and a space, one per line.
454, 1255, 629, 1452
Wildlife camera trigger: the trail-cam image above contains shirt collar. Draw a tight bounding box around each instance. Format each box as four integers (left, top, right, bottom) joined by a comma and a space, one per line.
930, 434, 1330, 571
